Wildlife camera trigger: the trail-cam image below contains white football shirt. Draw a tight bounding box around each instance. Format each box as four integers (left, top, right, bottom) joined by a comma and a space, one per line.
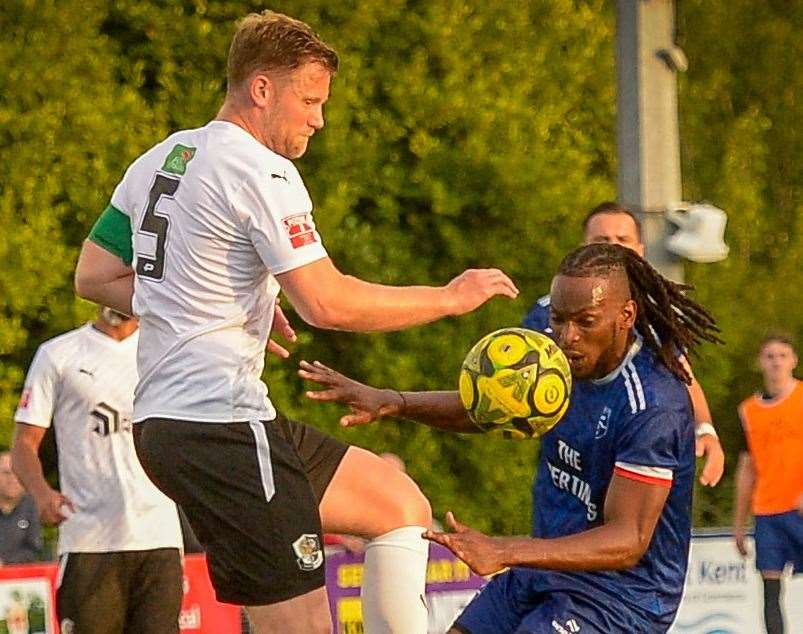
110, 120, 328, 423
14, 325, 182, 554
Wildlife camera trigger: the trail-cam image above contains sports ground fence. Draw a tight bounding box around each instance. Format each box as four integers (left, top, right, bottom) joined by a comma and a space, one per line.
0, 536, 800, 633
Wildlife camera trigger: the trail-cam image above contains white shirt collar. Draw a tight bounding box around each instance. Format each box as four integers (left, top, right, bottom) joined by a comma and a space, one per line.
591, 332, 643, 385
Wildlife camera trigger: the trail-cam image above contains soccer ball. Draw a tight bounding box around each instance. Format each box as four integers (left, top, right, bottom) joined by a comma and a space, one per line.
459, 328, 572, 439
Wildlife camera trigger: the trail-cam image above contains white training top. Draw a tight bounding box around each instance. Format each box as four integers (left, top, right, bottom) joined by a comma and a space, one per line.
14, 325, 182, 555
111, 120, 328, 423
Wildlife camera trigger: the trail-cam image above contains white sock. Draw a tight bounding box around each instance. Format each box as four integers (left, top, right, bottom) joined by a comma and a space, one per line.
361, 525, 429, 634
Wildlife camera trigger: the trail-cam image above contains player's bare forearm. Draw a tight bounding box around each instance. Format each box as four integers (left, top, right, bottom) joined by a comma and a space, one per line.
399, 391, 479, 433
684, 367, 723, 486
732, 452, 754, 556
278, 258, 518, 332
681, 357, 712, 425
688, 382, 713, 425
11, 426, 51, 500
314, 274, 458, 331
428, 518, 658, 575
733, 452, 755, 529
426, 475, 669, 575
498, 519, 655, 571
74, 240, 135, 315
300, 360, 477, 432
506, 477, 667, 570
13, 424, 74, 524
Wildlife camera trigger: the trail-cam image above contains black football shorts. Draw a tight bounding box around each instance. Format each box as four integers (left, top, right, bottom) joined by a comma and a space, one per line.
133, 413, 348, 605
56, 548, 182, 634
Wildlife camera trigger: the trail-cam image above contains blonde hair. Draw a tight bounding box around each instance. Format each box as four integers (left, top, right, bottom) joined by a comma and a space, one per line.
227, 11, 338, 91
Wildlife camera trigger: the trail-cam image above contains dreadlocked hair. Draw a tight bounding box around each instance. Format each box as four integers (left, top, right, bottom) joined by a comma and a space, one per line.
557, 243, 723, 384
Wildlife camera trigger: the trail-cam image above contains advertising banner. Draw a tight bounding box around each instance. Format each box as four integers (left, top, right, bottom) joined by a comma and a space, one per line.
670, 534, 803, 634
178, 555, 241, 633
0, 565, 56, 634
325, 543, 485, 633
327, 534, 803, 634
0, 555, 240, 634
2, 537, 800, 633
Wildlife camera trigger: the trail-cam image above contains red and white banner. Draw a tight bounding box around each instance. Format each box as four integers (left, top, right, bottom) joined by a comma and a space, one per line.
0, 555, 241, 634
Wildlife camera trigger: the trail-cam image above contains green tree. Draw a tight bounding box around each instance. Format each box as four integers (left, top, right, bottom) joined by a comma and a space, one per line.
678, 0, 802, 525
2, 0, 618, 534
0, 0, 799, 533
0, 0, 164, 446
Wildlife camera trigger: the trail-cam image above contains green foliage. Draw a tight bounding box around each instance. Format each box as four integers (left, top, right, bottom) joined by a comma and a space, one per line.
677, 0, 803, 525
0, 0, 799, 533
0, 0, 163, 447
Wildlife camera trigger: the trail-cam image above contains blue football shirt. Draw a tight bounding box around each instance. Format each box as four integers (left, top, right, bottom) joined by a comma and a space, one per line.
524, 335, 695, 628
522, 294, 552, 333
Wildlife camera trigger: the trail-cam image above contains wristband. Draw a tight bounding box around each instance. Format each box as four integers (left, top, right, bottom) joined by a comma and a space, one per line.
695, 422, 718, 439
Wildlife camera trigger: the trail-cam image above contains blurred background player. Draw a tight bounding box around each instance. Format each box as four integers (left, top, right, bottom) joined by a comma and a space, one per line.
301, 243, 722, 633
733, 334, 803, 634
0, 451, 42, 566
523, 201, 724, 486
12, 307, 183, 634
73, 10, 517, 634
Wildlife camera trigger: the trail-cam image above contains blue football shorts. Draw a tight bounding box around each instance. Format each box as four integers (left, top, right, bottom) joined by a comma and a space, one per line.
452, 568, 658, 634
754, 510, 803, 573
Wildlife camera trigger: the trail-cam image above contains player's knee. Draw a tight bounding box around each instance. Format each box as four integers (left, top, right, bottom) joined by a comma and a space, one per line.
409, 486, 433, 527
389, 480, 432, 529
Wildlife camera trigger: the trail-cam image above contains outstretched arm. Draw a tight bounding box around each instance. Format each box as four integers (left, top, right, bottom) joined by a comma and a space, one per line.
424, 474, 670, 576
299, 360, 478, 433
278, 257, 518, 332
